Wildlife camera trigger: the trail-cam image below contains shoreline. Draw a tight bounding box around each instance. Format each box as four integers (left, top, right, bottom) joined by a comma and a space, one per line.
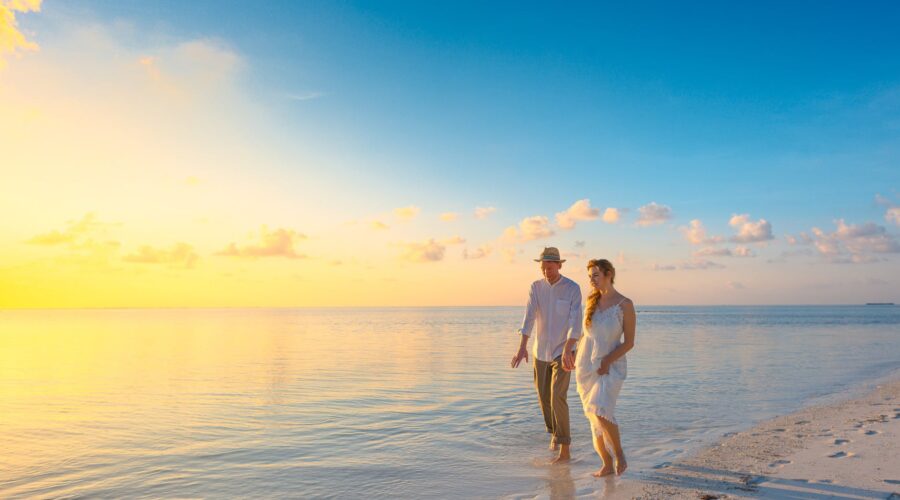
583, 375, 900, 499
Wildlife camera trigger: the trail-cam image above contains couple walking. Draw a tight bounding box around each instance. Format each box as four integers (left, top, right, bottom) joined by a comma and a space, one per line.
510, 247, 636, 477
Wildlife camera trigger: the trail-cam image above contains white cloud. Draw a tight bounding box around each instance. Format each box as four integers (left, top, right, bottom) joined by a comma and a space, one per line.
808, 219, 900, 263
729, 214, 774, 243
370, 221, 389, 230
651, 263, 676, 271
636, 202, 672, 227
216, 226, 307, 259
394, 205, 420, 220
555, 199, 599, 229
602, 207, 621, 224
680, 219, 724, 245
474, 206, 496, 220
504, 215, 555, 242
439, 212, 458, 222
0, 0, 41, 70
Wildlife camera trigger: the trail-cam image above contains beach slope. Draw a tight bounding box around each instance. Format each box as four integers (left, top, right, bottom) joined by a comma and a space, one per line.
596, 379, 900, 499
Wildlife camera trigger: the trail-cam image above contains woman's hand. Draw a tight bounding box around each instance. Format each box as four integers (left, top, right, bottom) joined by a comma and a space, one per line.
596, 357, 610, 376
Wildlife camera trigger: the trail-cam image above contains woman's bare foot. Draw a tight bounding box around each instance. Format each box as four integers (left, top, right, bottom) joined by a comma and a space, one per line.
549, 436, 558, 451
615, 454, 627, 475
592, 464, 614, 477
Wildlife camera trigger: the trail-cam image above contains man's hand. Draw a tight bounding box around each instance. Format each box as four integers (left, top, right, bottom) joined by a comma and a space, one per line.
596, 357, 610, 376
510, 345, 529, 368
561, 339, 578, 371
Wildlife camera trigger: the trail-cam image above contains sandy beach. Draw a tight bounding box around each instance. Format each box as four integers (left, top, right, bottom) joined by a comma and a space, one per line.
581, 378, 900, 499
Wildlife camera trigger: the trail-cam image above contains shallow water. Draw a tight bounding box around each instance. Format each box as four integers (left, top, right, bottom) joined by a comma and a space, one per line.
1, 306, 898, 498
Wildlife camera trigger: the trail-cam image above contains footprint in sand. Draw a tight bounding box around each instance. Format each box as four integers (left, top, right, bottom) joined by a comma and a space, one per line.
828, 451, 856, 458
885, 479, 900, 485
768, 459, 791, 468
833, 438, 850, 445
862, 429, 880, 436
794, 420, 810, 425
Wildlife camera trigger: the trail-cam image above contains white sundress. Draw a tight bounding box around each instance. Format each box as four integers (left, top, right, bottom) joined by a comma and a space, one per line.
575, 298, 628, 427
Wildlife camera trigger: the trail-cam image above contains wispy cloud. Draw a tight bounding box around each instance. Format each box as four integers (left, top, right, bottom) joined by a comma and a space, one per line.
876, 193, 900, 227
370, 221, 389, 230
138, 39, 242, 99
733, 246, 755, 257
123, 242, 199, 268
27, 213, 111, 246
286, 91, 326, 101
692, 247, 732, 258
394, 205, 420, 220
439, 212, 459, 222
680, 259, 726, 270
216, 226, 307, 259
399, 239, 446, 262
0, 0, 41, 69
556, 199, 599, 229
636, 202, 672, 227
474, 206, 496, 220
463, 244, 492, 259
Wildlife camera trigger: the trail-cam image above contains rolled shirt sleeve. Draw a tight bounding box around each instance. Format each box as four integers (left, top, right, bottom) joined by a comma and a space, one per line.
567, 286, 583, 341
517, 282, 537, 337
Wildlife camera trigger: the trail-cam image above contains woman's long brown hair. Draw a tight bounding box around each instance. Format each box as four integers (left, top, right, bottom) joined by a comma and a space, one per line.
584, 259, 616, 328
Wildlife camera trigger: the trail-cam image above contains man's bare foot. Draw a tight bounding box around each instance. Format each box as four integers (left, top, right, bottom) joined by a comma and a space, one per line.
592, 464, 614, 477
550, 444, 570, 464
548, 436, 558, 451
615, 455, 627, 475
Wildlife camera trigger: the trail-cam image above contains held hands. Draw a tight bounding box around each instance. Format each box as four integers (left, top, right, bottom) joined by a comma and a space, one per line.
510, 346, 529, 368
561, 338, 578, 371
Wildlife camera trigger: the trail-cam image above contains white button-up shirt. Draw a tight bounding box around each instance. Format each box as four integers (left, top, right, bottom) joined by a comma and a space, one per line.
517, 275, 583, 362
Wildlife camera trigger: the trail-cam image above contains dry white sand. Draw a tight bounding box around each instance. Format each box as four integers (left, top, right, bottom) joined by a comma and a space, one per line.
575, 379, 900, 499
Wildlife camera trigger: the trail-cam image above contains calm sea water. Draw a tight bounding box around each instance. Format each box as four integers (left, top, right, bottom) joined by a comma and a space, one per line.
1, 306, 899, 498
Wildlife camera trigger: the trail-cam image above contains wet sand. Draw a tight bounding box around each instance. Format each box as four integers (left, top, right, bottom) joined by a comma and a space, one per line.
580, 378, 900, 499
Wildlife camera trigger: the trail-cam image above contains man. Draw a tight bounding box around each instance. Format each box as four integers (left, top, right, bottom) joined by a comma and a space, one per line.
510, 246, 583, 464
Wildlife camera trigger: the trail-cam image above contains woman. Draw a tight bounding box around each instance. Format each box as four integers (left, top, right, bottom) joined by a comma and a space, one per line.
575, 259, 636, 477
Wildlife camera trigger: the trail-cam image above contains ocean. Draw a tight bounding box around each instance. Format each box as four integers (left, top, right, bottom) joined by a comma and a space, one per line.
1, 306, 898, 498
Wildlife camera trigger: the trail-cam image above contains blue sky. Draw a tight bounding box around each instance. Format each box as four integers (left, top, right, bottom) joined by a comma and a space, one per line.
3, 1, 899, 305
50, 1, 899, 218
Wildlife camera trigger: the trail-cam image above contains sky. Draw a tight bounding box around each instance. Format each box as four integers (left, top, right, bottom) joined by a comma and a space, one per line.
1, 0, 899, 307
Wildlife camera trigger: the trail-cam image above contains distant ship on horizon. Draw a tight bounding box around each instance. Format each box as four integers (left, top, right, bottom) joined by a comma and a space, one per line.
865, 302, 895, 306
